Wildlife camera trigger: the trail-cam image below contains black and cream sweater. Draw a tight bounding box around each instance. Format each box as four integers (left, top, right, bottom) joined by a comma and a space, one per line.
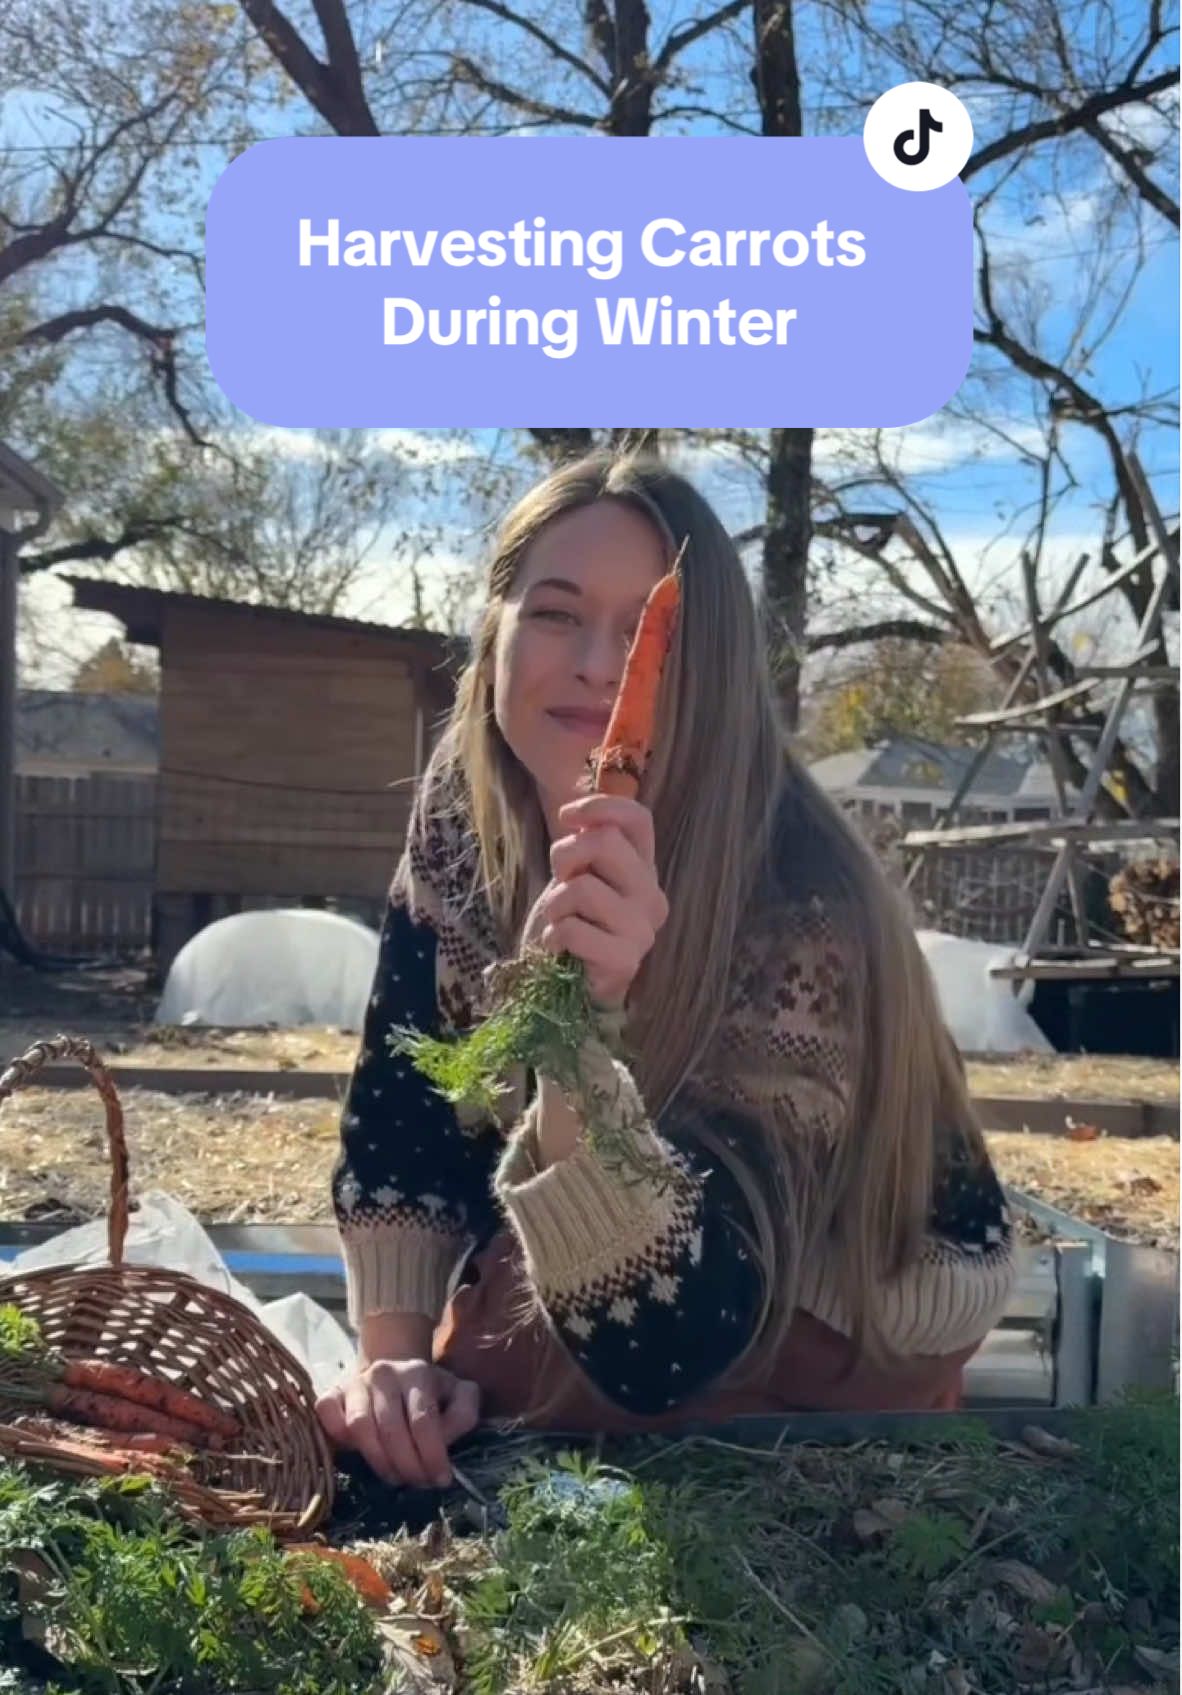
331, 754, 1016, 1416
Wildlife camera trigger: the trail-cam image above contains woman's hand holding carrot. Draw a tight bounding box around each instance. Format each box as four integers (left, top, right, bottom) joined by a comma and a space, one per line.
522, 793, 669, 1011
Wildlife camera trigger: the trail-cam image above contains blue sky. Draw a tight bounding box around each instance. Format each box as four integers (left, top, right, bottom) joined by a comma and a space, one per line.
5, 4, 1178, 672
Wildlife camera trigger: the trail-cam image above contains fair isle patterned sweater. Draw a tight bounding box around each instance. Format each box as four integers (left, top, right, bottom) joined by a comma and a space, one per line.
331, 754, 1016, 1417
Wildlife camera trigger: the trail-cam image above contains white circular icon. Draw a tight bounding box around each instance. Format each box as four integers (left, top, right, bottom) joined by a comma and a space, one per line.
863, 82, 973, 191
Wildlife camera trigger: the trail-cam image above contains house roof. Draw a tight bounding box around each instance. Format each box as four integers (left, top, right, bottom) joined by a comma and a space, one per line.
809, 734, 1066, 801
63, 576, 469, 669
17, 690, 159, 770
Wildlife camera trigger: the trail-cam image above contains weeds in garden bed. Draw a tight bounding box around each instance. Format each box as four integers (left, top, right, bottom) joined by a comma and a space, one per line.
0, 1470, 382, 1694
1, 1394, 1177, 1694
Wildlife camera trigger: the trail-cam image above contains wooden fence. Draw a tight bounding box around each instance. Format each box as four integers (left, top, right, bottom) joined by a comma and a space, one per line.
14, 774, 156, 955
907, 844, 1079, 945
11, 775, 1088, 959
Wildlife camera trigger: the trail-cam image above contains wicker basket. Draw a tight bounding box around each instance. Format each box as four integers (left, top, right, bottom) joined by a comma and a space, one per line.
0, 1035, 336, 1537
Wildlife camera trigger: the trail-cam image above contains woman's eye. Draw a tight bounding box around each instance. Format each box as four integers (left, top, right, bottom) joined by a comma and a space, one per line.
533, 607, 577, 624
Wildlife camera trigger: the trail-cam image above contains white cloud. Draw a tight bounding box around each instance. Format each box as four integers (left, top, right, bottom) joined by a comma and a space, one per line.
814, 418, 1049, 477
1099, 94, 1178, 156
670, 417, 1050, 488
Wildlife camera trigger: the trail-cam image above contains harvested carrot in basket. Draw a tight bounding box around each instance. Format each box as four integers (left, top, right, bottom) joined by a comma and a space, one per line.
0, 1304, 240, 1440
57, 1358, 240, 1438
5, 1380, 223, 1448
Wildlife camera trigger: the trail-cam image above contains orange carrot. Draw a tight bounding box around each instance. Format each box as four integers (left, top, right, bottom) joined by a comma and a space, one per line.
38, 1382, 220, 1447
58, 1359, 240, 1438
286, 1545, 393, 1609
593, 541, 685, 799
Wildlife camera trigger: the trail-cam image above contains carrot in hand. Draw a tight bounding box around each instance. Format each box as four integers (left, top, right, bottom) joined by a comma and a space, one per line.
592, 553, 684, 799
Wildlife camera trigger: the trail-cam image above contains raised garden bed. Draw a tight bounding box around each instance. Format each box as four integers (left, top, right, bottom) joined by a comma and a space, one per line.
0, 1086, 1176, 1234
1, 1397, 1177, 1694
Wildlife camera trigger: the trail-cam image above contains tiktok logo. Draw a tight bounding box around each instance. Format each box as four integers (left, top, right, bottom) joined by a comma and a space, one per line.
864, 84, 974, 191
893, 108, 945, 167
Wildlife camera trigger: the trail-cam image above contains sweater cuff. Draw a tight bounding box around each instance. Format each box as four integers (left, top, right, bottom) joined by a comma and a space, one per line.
338, 1222, 463, 1329
495, 1050, 689, 1305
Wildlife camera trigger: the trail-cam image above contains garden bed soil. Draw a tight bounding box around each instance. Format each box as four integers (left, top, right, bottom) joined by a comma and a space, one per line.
2, 1398, 1177, 1694
0, 1086, 1177, 1246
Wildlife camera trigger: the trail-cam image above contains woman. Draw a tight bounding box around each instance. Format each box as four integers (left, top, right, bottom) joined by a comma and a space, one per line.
318, 451, 1015, 1488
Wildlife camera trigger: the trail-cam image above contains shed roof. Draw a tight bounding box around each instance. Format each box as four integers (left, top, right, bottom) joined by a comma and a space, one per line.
64, 576, 469, 668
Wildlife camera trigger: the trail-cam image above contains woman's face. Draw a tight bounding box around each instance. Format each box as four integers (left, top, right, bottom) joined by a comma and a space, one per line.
491, 498, 668, 840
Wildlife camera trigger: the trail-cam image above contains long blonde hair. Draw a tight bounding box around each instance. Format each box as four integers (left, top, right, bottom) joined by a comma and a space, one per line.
428, 449, 985, 1367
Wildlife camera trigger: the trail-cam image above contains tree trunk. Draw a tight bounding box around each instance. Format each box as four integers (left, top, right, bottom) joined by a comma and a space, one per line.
762, 428, 813, 725
609, 0, 655, 135
528, 2, 657, 464
753, 0, 811, 729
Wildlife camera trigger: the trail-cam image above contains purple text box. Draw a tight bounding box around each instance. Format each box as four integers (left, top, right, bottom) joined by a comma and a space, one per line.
205, 136, 971, 428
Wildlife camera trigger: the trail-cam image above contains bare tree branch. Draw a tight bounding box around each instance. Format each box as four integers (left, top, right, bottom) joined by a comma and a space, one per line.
584, 0, 616, 75
655, 0, 748, 71
237, 0, 379, 133
311, 0, 374, 118
963, 68, 1177, 179
1082, 114, 1180, 226
9, 307, 208, 448
451, 55, 601, 126
807, 618, 950, 650
19, 518, 192, 576
452, 0, 611, 94
974, 223, 1151, 551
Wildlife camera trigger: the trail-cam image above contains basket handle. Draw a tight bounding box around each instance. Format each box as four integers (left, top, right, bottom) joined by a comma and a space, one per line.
0, 1036, 130, 1268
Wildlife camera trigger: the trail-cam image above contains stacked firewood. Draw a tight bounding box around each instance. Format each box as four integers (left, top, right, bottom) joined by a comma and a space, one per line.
1108, 855, 1181, 950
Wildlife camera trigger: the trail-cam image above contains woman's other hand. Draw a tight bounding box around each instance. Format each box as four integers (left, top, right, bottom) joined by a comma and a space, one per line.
316, 1359, 480, 1488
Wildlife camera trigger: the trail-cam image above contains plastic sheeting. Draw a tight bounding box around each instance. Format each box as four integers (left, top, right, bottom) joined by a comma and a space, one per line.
917, 929, 1054, 1055
156, 909, 379, 1029
7, 1192, 355, 1398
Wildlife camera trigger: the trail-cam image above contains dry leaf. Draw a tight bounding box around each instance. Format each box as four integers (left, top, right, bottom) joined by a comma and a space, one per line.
417, 1569, 446, 1614
1134, 1643, 1181, 1677
1015, 1622, 1066, 1681
833, 1602, 868, 1643
1020, 1425, 1081, 1458
12, 1549, 53, 1645
784, 1640, 830, 1694
853, 1506, 892, 1540
985, 1559, 1061, 1603
854, 1495, 908, 1539
870, 1496, 908, 1525
377, 1613, 457, 1693
659, 1641, 734, 1694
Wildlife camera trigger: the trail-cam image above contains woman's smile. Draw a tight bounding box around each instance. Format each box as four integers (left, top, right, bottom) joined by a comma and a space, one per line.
546, 706, 613, 736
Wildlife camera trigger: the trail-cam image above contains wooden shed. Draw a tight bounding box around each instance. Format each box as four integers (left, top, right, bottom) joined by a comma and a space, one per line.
66, 578, 465, 971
